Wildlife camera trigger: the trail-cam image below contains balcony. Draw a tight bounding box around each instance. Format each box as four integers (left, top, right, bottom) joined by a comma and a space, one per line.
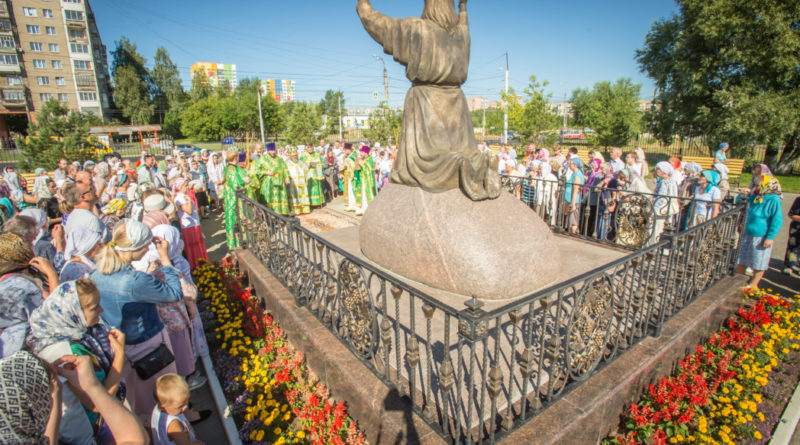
0, 3, 8, 17
1, 88, 26, 107
0, 63, 20, 73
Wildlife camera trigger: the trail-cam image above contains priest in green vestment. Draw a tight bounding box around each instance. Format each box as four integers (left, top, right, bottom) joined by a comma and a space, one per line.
223, 150, 250, 248
248, 142, 290, 215
300, 145, 326, 207
354, 145, 378, 216
286, 148, 311, 215
341, 145, 359, 212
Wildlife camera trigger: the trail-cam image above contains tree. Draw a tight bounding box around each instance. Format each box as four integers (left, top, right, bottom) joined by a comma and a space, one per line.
636, 0, 800, 173
285, 102, 322, 145
150, 47, 185, 121
111, 37, 153, 124
18, 99, 101, 169
470, 108, 504, 136
501, 76, 559, 143
261, 94, 285, 137
180, 95, 223, 141
318, 90, 345, 136
571, 78, 642, 147
190, 68, 212, 102
363, 107, 401, 145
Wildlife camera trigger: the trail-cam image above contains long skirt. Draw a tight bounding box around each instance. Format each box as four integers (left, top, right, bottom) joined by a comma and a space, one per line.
738, 234, 772, 271
123, 328, 177, 420
181, 225, 208, 269
169, 328, 195, 377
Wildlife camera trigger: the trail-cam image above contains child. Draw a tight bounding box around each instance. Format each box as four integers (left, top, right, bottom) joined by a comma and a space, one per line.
151, 374, 204, 445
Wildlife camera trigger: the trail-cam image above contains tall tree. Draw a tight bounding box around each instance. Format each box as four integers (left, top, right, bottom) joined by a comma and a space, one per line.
318, 90, 345, 136
285, 102, 322, 145
180, 95, 223, 141
111, 37, 153, 124
501, 76, 559, 143
363, 106, 401, 145
636, 0, 800, 173
150, 47, 185, 121
571, 78, 642, 147
18, 99, 101, 169
190, 68, 212, 102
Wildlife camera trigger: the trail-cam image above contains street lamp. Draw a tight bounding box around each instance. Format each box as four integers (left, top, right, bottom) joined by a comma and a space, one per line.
372, 54, 389, 106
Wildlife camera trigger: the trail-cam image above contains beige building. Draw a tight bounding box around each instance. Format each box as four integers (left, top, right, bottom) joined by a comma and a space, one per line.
0, 0, 111, 140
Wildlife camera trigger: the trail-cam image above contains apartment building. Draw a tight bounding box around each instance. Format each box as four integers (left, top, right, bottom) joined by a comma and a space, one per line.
0, 0, 112, 139
190, 62, 237, 91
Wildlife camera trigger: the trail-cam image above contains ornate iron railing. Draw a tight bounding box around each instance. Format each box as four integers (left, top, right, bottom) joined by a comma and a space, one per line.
234, 191, 746, 444
500, 175, 741, 250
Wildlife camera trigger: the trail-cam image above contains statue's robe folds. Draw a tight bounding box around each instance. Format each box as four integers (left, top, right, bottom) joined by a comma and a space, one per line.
358, 4, 501, 201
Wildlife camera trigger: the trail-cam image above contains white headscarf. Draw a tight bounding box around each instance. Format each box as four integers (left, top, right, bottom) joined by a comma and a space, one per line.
655, 161, 674, 176
19, 208, 47, 244
64, 226, 101, 271
713, 163, 729, 179
131, 224, 191, 278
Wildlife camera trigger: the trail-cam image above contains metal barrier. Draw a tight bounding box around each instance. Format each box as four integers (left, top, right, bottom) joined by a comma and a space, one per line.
235, 191, 746, 443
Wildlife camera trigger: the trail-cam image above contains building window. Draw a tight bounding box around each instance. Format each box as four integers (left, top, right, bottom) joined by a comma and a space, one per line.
48, 43, 58, 52
0, 19, 11, 32
51, 60, 62, 69
55, 76, 65, 85
39, 93, 53, 101
79, 91, 97, 101
36, 76, 50, 86
33, 59, 46, 68
64, 10, 83, 21
7, 76, 22, 85
46, 26, 56, 35
22, 7, 37, 17
42, 9, 53, 18
3, 90, 25, 101
0, 54, 18, 65
73, 60, 91, 70
58, 93, 68, 102
63, 0, 82, 3
0, 36, 14, 48
70, 43, 88, 53
68, 29, 85, 39
29, 42, 43, 52
26, 25, 41, 34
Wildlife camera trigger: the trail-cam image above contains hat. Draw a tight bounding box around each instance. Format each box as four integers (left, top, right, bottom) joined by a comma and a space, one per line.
238, 152, 247, 163
719, 142, 729, 149
143, 194, 176, 215
360, 145, 371, 154
344, 143, 353, 150
266, 142, 276, 152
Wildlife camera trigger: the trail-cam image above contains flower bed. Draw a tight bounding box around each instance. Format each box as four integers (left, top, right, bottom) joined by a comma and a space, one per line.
607, 289, 800, 445
193, 258, 367, 445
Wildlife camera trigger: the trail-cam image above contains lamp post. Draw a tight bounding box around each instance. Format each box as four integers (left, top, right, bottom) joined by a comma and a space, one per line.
373, 54, 389, 106
500, 53, 509, 144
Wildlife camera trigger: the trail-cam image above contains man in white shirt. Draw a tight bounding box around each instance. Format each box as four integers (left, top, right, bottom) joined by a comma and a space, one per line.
609, 147, 625, 174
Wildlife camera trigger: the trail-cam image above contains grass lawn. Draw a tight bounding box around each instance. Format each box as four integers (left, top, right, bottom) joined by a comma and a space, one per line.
173, 139, 223, 151
738, 173, 800, 194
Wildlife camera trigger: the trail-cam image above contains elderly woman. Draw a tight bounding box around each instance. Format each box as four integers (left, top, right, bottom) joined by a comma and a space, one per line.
737, 175, 783, 292
89, 219, 182, 418
3, 167, 37, 211
583, 158, 605, 237
564, 157, 585, 234
692, 170, 722, 225
649, 162, 680, 245
713, 163, 730, 201
172, 177, 208, 268
60, 227, 102, 282
746, 164, 772, 195
29, 278, 126, 445
0, 351, 62, 444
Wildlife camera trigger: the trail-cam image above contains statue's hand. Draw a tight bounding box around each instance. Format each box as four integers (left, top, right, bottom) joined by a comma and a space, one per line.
459, 0, 467, 11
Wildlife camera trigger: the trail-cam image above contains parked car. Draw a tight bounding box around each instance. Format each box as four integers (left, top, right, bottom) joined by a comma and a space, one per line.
176, 144, 202, 156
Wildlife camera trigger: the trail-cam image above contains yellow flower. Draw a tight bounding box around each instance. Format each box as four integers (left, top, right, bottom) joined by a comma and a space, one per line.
296, 431, 306, 439
755, 431, 762, 439
255, 430, 265, 441
274, 427, 282, 435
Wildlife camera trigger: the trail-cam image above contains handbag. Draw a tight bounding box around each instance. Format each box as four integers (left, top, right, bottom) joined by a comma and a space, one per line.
190, 314, 209, 357
129, 343, 174, 380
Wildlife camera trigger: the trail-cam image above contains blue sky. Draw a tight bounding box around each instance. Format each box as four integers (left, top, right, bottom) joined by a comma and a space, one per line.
90, 0, 678, 108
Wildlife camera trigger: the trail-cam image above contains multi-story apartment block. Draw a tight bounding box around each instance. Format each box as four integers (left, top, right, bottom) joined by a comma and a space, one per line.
0, 0, 112, 140
190, 62, 237, 91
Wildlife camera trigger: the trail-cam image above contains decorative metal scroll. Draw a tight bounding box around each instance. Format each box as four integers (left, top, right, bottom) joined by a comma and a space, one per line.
500, 175, 519, 195
565, 276, 614, 380
693, 228, 722, 293
336, 260, 379, 360
615, 195, 654, 248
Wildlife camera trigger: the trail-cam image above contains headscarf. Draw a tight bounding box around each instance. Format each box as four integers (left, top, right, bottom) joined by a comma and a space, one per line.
617, 167, 632, 180
171, 177, 186, 195
28, 281, 88, 353
126, 183, 140, 202
64, 226, 100, 270
540, 160, 553, 179
589, 158, 602, 173
683, 162, 702, 176
132, 224, 189, 277
142, 210, 169, 229
713, 163, 729, 179
0, 233, 34, 276
753, 175, 782, 204
0, 351, 51, 445
0, 180, 9, 199
669, 157, 682, 170
32, 176, 52, 199
101, 199, 127, 215
755, 163, 773, 177
20, 208, 47, 244
94, 161, 109, 178
701, 170, 720, 194
655, 161, 674, 176
2, 169, 22, 201
114, 219, 152, 252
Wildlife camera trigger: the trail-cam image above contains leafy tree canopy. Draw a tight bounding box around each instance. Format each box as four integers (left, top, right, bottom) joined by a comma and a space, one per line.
571, 78, 643, 147
18, 99, 101, 170
363, 107, 401, 146
501, 75, 559, 143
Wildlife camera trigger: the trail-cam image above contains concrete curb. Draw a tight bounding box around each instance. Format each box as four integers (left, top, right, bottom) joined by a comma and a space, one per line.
201, 354, 243, 445
769, 379, 800, 445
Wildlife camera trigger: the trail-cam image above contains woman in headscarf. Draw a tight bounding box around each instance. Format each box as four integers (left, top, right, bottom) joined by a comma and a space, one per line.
0, 180, 14, 222
99, 198, 127, 232
677, 162, 703, 231
2, 168, 37, 211
634, 147, 648, 178
93, 161, 112, 205
172, 178, 208, 268
737, 175, 783, 293
747, 164, 772, 195
89, 219, 182, 418
0, 350, 61, 444
625, 152, 641, 178
131, 224, 207, 391
59, 227, 102, 282
32, 167, 48, 198
535, 160, 559, 225
35, 176, 61, 227
692, 170, 722, 225
783, 195, 800, 275
669, 157, 685, 187
28, 278, 126, 445
536, 147, 550, 163
649, 162, 679, 245
713, 162, 730, 201
583, 158, 605, 237
613, 168, 653, 247
0, 232, 60, 358
564, 157, 585, 234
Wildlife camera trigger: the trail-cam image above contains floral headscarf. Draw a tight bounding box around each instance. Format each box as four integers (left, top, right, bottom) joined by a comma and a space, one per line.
32, 176, 52, 199
753, 175, 781, 204
28, 281, 89, 353
0, 351, 51, 445
536, 147, 550, 162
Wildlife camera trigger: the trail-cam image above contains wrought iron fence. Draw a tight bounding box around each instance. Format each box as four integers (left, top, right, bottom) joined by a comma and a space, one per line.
500, 175, 743, 250
235, 191, 746, 443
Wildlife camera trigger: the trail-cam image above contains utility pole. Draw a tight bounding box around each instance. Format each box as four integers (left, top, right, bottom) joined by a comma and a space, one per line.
482, 97, 487, 142
502, 52, 509, 144
338, 91, 343, 140
257, 88, 266, 144
374, 55, 389, 106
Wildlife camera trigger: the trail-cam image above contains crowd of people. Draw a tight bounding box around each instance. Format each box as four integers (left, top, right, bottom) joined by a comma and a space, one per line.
0, 150, 217, 444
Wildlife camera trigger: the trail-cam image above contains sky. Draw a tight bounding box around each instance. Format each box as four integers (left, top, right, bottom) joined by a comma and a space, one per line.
90, 0, 679, 109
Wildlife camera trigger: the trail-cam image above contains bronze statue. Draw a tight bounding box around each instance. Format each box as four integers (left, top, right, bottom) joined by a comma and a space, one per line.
357, 0, 501, 201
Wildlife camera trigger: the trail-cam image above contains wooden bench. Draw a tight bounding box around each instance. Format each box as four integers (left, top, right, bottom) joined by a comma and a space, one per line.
681, 156, 745, 185
20, 172, 54, 193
